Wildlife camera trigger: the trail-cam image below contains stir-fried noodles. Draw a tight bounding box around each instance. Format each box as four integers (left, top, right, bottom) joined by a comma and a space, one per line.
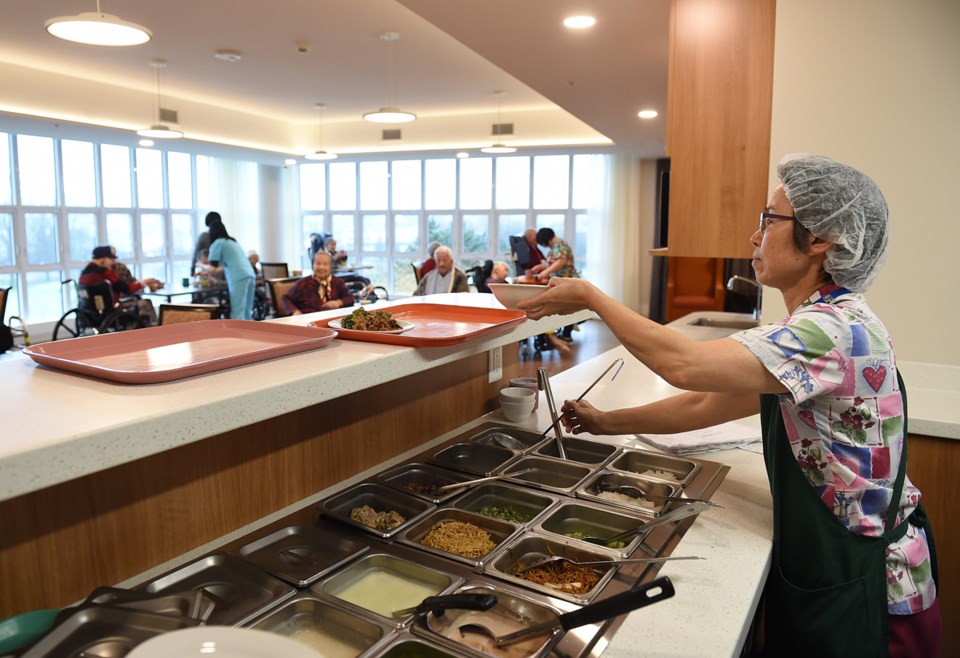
422, 521, 496, 558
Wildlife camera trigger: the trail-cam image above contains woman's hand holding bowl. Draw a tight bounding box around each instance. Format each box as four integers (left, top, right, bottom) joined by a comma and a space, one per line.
517, 277, 597, 319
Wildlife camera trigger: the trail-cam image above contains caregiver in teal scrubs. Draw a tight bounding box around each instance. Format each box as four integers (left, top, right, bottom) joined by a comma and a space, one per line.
208, 218, 255, 320
520, 155, 940, 657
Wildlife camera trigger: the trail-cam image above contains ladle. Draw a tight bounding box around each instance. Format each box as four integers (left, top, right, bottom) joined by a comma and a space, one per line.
436, 468, 535, 492
457, 576, 674, 647
580, 500, 713, 546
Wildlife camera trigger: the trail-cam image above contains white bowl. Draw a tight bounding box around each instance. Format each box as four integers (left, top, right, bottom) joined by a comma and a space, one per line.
500, 386, 535, 402
500, 397, 535, 422
489, 283, 545, 310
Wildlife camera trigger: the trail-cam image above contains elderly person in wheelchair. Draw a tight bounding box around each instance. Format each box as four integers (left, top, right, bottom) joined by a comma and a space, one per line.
80, 245, 160, 325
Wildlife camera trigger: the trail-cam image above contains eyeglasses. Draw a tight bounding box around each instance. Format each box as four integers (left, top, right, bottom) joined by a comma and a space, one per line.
759, 212, 797, 233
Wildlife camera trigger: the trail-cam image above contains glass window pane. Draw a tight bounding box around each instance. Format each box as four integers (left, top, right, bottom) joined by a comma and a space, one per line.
299, 163, 326, 210
136, 148, 164, 208
0, 213, 14, 266
25, 212, 59, 265
107, 213, 134, 259
328, 162, 356, 210
331, 214, 355, 251
0, 133, 12, 205
61, 140, 96, 207
172, 259, 192, 282
425, 159, 455, 209
303, 214, 325, 243
533, 155, 570, 209
141, 213, 165, 258
536, 213, 566, 240
359, 161, 388, 210
393, 214, 419, 255
462, 214, 489, 254
359, 256, 388, 290
171, 213, 194, 257
196, 155, 211, 210
17, 135, 57, 206
427, 214, 453, 247
495, 156, 530, 209
362, 214, 386, 252
0, 273, 19, 317
140, 262, 167, 283
575, 212, 589, 275
25, 271, 64, 324
168, 152, 193, 209
459, 158, 492, 210
392, 160, 421, 210
67, 213, 97, 263
573, 154, 604, 209
392, 258, 417, 295
101, 144, 132, 207
497, 213, 526, 255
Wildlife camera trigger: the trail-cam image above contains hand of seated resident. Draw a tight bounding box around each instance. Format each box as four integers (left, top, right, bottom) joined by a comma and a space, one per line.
320, 299, 345, 310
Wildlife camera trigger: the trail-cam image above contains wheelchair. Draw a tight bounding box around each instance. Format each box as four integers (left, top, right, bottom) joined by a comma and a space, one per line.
51, 280, 148, 341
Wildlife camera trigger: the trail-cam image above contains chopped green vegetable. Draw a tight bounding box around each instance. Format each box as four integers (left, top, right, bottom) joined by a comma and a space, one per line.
479, 505, 533, 523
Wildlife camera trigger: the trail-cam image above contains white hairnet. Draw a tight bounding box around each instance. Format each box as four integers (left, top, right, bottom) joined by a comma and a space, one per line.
777, 154, 889, 292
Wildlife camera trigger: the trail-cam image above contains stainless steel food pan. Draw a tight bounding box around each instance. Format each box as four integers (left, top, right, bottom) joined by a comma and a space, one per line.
377, 636, 465, 658
576, 471, 678, 516
237, 522, 369, 587
396, 508, 518, 569
467, 426, 547, 454
451, 483, 559, 528
378, 462, 478, 504
499, 456, 593, 495
533, 500, 651, 558
320, 482, 434, 540
534, 436, 620, 466
141, 553, 295, 626
429, 442, 518, 477
607, 449, 700, 487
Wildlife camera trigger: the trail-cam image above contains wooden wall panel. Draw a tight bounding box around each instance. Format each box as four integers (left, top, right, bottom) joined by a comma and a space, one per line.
0, 349, 519, 617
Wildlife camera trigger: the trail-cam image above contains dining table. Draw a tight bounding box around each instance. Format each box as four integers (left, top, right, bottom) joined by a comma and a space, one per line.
142, 282, 229, 304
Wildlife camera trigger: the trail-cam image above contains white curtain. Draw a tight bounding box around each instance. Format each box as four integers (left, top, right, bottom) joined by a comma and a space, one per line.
586, 154, 644, 312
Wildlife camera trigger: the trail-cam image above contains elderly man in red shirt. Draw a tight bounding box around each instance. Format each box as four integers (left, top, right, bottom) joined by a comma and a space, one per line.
282, 251, 355, 315
79, 245, 160, 324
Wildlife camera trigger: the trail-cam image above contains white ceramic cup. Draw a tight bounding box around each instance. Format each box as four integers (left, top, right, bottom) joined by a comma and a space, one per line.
500, 387, 535, 421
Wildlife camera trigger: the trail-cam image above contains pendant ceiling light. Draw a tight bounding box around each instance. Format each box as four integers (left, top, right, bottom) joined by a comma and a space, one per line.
136, 60, 183, 139
45, 0, 151, 46
363, 32, 416, 124
305, 103, 337, 160
480, 90, 516, 154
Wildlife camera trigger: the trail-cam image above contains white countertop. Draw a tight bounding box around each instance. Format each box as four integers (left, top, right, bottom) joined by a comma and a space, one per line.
0, 294, 593, 502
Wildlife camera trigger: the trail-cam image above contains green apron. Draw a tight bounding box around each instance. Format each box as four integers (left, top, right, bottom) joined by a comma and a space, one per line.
760, 372, 912, 658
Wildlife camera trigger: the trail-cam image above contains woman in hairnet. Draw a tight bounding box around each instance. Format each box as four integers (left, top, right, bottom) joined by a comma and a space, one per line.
519, 155, 940, 657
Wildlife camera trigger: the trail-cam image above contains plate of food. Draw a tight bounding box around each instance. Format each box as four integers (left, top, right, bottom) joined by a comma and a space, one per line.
327, 307, 415, 335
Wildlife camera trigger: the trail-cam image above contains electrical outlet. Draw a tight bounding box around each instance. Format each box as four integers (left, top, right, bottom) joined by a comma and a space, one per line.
488, 346, 502, 383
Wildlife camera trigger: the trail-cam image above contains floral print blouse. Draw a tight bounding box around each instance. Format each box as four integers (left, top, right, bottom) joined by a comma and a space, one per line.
548, 240, 579, 279
731, 285, 936, 614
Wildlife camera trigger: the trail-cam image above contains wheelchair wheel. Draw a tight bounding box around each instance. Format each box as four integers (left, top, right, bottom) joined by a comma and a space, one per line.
52, 309, 96, 341
99, 312, 145, 334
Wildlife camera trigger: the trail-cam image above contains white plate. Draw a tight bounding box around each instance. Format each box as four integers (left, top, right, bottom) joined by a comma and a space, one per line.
328, 318, 415, 335
488, 283, 545, 310
128, 627, 325, 658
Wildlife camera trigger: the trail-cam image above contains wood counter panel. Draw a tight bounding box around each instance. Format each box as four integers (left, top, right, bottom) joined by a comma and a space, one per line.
906, 433, 957, 655
0, 349, 519, 618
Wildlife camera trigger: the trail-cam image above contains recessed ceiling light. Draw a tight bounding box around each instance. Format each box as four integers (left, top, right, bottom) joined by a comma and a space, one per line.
284, 158, 297, 166
563, 15, 596, 29
456, 152, 470, 159
137, 139, 154, 147
480, 144, 517, 154
637, 109, 658, 119
45, 8, 151, 46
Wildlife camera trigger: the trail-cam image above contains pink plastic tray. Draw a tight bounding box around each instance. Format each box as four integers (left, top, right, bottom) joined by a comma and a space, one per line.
23, 320, 338, 384
309, 303, 526, 347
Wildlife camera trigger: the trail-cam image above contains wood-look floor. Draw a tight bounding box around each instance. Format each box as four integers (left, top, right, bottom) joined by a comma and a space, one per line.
513, 318, 622, 380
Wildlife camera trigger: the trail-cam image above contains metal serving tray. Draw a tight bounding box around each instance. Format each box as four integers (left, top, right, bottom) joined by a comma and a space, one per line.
534, 436, 620, 466
607, 449, 700, 487
396, 508, 518, 569
467, 426, 548, 454
412, 581, 564, 658
500, 456, 594, 495
320, 482, 435, 540
312, 553, 462, 628
576, 471, 678, 516
429, 442, 518, 477
237, 522, 369, 587
141, 553, 295, 626
378, 462, 479, 504
450, 483, 560, 528
483, 533, 621, 605
378, 636, 465, 658
534, 500, 652, 558
248, 593, 395, 658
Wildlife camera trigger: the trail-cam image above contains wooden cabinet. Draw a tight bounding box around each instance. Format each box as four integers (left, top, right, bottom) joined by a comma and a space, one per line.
665, 0, 776, 258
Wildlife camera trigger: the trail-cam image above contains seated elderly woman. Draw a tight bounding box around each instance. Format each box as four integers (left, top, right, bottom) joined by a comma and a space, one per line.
519, 154, 940, 658
413, 245, 469, 296
282, 251, 355, 315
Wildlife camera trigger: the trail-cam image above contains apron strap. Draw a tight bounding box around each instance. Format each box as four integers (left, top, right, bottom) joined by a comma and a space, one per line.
881, 370, 909, 544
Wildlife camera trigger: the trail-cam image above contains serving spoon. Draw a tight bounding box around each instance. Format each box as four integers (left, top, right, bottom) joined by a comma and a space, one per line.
579, 501, 714, 546
437, 468, 535, 492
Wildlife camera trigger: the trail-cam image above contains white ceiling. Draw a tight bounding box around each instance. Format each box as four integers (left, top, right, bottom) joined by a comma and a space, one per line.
0, 0, 669, 161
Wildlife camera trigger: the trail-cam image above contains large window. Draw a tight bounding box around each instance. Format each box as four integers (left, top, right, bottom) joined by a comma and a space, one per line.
298, 154, 599, 295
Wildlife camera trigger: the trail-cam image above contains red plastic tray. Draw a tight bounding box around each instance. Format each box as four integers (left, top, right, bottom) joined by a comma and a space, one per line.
309, 303, 526, 347
23, 320, 338, 384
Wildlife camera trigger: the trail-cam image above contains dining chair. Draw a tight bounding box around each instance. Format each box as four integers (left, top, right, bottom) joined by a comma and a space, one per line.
260, 262, 290, 280
158, 303, 221, 325
266, 277, 300, 318
411, 262, 423, 284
